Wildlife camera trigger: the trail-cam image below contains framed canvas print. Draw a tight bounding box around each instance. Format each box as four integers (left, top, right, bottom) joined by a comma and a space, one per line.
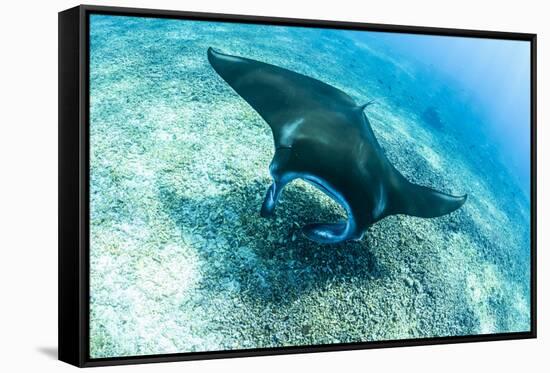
58, 5, 537, 367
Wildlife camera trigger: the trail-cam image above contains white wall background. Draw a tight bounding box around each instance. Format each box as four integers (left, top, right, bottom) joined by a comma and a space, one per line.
0, 0, 547, 371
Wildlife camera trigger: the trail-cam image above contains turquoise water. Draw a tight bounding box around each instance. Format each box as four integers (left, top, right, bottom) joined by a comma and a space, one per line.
89, 14, 531, 358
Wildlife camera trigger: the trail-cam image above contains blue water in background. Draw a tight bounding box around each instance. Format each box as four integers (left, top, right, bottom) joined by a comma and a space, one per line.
348, 31, 531, 197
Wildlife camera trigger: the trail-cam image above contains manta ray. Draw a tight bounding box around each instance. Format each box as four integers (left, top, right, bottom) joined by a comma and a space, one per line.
207, 47, 467, 244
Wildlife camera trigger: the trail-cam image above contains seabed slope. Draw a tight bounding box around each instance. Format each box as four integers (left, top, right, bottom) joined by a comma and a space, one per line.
88, 16, 531, 357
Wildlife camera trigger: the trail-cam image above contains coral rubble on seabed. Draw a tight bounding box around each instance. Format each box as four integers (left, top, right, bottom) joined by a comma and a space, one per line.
88, 15, 531, 358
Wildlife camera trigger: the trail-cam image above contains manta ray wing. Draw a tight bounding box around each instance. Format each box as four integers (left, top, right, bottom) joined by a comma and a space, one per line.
207, 47, 356, 135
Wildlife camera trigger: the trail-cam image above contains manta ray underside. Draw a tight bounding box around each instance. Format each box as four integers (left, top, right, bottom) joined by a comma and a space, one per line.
207, 47, 467, 244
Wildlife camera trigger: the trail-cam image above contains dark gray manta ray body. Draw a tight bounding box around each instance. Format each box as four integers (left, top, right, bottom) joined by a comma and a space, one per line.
207, 47, 467, 244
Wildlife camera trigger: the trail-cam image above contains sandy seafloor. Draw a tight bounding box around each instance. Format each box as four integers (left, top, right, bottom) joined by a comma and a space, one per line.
88, 15, 531, 358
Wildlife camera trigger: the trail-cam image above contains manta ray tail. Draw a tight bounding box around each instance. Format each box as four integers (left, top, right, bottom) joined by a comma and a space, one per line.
398, 182, 467, 219
358, 100, 376, 111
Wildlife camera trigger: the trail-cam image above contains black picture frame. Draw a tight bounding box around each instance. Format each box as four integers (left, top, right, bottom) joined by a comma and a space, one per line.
59, 4, 537, 367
